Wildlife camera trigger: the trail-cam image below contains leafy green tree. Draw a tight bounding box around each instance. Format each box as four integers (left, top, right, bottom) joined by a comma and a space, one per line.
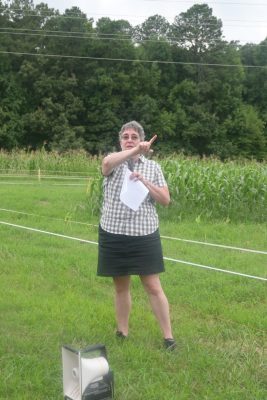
241, 40, 267, 115
172, 4, 223, 55
165, 79, 219, 155
0, 73, 26, 148
20, 71, 86, 149
0, 1, 266, 159
133, 14, 171, 41
222, 105, 266, 159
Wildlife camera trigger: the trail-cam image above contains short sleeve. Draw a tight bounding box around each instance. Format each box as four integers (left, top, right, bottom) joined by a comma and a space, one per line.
153, 162, 167, 187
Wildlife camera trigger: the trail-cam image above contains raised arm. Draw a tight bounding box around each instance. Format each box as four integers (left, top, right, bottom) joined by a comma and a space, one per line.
102, 135, 157, 176
102, 147, 139, 176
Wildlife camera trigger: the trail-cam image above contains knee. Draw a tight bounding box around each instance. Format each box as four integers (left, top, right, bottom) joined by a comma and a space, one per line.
115, 285, 130, 295
113, 277, 131, 295
143, 282, 163, 297
141, 275, 165, 297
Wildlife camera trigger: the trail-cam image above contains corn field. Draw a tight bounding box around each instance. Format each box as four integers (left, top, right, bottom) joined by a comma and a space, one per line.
0, 149, 100, 175
0, 150, 266, 223
160, 156, 267, 222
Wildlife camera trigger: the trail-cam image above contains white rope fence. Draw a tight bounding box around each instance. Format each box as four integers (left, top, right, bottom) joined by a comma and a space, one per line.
0, 168, 96, 180
0, 182, 86, 186
0, 220, 266, 282
160, 235, 267, 255
0, 208, 266, 255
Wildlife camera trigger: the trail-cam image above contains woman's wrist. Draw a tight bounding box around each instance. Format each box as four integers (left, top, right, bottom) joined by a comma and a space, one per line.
142, 178, 151, 188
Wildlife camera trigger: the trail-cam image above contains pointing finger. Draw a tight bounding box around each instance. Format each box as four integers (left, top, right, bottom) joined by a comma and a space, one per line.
149, 134, 157, 145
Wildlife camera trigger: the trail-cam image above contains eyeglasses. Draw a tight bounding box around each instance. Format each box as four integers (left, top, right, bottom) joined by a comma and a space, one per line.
121, 134, 140, 141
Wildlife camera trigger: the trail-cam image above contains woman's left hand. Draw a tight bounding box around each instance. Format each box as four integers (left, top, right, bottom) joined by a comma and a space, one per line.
129, 172, 170, 206
130, 172, 145, 183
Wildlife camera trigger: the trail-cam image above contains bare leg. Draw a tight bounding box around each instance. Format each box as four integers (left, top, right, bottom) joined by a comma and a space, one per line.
140, 274, 173, 339
113, 276, 131, 336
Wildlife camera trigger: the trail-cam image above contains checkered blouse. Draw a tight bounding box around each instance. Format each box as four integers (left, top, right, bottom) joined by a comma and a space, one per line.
100, 155, 167, 236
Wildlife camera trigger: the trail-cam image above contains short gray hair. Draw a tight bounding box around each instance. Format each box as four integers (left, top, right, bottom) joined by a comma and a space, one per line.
119, 121, 145, 141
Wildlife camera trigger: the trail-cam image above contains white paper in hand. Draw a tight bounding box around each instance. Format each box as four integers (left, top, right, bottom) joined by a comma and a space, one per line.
120, 168, 149, 211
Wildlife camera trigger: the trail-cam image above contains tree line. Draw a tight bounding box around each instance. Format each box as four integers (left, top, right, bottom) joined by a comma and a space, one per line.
0, 0, 267, 159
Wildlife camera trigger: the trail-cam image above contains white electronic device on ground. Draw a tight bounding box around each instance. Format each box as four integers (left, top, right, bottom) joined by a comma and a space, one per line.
62, 344, 114, 400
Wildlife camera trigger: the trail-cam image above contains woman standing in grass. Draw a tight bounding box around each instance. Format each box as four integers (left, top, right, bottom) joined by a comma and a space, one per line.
97, 120, 176, 350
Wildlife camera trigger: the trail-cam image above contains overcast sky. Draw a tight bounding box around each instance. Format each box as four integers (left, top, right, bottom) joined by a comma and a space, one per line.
34, 0, 267, 44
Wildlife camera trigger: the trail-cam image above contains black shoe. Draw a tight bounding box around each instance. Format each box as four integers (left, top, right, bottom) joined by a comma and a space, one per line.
116, 330, 127, 339
164, 338, 176, 351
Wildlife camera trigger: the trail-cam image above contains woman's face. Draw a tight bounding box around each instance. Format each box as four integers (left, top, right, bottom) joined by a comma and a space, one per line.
120, 128, 141, 151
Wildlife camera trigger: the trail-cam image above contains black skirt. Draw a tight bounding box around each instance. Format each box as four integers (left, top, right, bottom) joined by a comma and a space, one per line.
97, 225, 165, 277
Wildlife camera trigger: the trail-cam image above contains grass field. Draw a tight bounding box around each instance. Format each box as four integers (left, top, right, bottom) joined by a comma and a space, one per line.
0, 173, 266, 400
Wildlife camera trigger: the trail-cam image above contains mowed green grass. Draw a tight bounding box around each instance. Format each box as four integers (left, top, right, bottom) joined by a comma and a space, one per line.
0, 181, 266, 400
